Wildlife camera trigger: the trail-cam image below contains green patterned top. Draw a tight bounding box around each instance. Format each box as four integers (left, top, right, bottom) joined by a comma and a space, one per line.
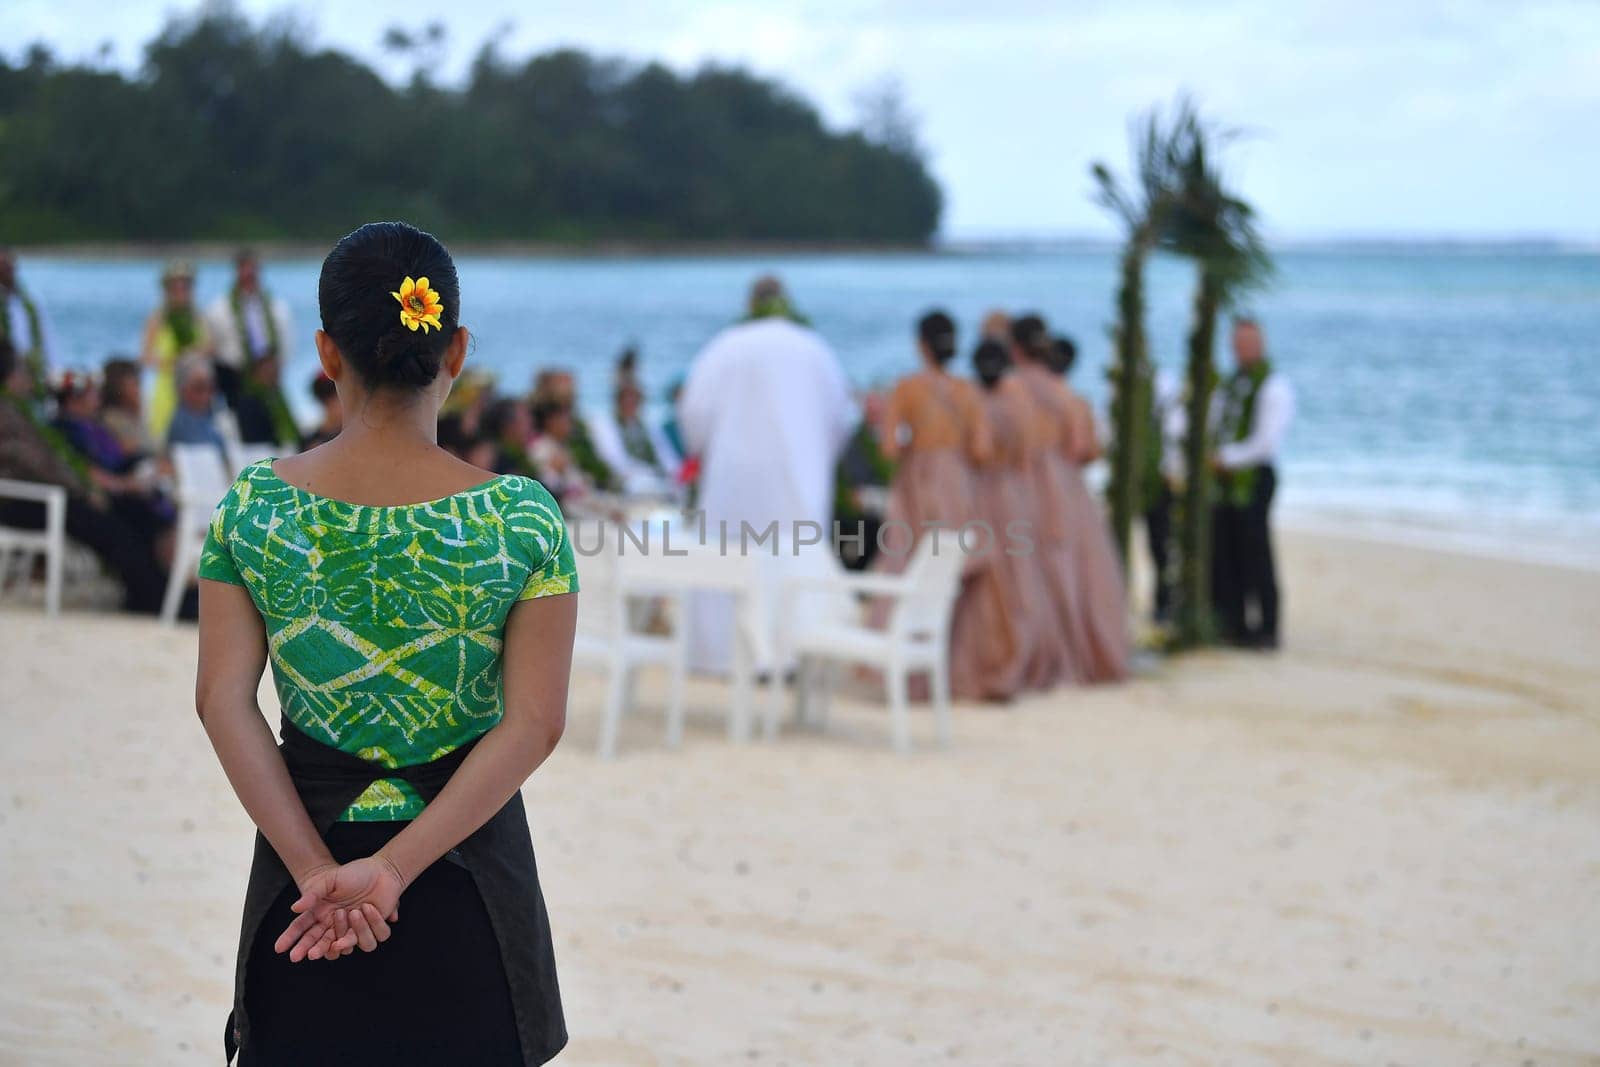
199, 460, 578, 821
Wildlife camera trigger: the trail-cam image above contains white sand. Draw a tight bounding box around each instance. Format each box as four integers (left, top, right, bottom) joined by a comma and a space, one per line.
2, 530, 1598, 1066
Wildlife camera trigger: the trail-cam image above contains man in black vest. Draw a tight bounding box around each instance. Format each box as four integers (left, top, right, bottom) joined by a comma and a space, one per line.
1211, 318, 1295, 649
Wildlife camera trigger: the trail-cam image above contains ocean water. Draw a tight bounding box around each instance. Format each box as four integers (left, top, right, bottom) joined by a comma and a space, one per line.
19, 246, 1600, 563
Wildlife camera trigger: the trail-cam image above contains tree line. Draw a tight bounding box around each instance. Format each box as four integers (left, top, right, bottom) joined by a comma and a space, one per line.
0, 7, 942, 244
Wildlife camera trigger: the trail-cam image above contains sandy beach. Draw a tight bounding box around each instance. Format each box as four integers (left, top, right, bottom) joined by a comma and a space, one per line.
1, 529, 1598, 1065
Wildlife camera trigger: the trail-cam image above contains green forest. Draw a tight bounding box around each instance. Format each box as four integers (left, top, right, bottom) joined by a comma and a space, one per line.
0, 8, 943, 244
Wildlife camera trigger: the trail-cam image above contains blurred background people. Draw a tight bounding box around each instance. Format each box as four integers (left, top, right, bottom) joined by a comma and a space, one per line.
1043, 328, 1131, 681
832, 388, 892, 571
0, 340, 167, 614
140, 260, 212, 441
588, 347, 682, 495
873, 310, 997, 700
301, 372, 342, 450
481, 395, 539, 477
532, 368, 615, 491
970, 337, 1057, 694
678, 275, 855, 674
99, 356, 158, 460
49, 369, 174, 561
205, 248, 290, 410
1211, 317, 1295, 650
529, 391, 596, 509
1009, 312, 1130, 684
165, 356, 226, 457
232, 349, 299, 449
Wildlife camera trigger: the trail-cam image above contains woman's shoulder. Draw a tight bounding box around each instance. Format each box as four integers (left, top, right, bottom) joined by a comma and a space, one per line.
486, 473, 567, 530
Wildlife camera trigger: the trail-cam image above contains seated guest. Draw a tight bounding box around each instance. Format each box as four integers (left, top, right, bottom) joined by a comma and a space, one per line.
53, 370, 138, 475
532, 368, 616, 491
165, 357, 227, 456
0, 340, 168, 614
100, 357, 158, 459
587, 348, 682, 495
528, 396, 596, 509
437, 411, 498, 471
300, 372, 342, 450
233, 350, 300, 448
50, 369, 175, 553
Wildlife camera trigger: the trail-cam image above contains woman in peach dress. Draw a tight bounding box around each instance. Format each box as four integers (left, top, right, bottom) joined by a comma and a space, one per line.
965, 339, 1063, 695
873, 310, 995, 699
1010, 318, 1130, 683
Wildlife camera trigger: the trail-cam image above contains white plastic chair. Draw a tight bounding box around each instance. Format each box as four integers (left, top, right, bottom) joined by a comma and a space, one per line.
160, 444, 233, 624
646, 539, 775, 744
777, 531, 968, 753
0, 478, 67, 615
571, 519, 689, 759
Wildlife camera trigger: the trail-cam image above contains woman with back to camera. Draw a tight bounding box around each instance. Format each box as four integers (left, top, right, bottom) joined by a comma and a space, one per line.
195, 222, 576, 1066
969, 338, 1061, 694
873, 310, 995, 699
1010, 316, 1129, 683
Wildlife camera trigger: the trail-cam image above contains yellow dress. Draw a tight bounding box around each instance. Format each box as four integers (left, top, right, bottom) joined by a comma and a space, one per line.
145, 315, 210, 441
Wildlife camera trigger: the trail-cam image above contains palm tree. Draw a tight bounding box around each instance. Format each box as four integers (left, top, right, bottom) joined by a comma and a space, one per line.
1091, 102, 1187, 568
1163, 109, 1274, 648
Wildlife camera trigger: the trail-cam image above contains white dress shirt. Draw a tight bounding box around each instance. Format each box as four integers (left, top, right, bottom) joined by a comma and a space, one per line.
205, 291, 292, 369
1216, 373, 1295, 470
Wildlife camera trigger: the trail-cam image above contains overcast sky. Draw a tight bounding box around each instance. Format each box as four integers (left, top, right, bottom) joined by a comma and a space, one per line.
10, 0, 1600, 240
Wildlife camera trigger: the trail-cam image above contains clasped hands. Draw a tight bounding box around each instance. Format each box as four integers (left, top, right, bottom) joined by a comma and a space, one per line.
275, 853, 408, 963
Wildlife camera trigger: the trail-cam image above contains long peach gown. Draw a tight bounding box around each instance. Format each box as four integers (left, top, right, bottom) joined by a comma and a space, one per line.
871, 369, 994, 700
964, 378, 1063, 696
1015, 363, 1131, 683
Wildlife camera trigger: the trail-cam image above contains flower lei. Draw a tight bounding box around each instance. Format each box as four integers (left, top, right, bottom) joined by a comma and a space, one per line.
230, 285, 281, 362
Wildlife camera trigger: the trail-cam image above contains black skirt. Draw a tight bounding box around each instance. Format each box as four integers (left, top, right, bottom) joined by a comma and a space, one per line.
239, 821, 524, 1067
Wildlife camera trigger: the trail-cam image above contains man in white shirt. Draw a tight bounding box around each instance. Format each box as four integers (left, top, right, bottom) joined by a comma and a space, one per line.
205, 248, 291, 410
0, 248, 56, 394
678, 276, 856, 674
1210, 317, 1295, 649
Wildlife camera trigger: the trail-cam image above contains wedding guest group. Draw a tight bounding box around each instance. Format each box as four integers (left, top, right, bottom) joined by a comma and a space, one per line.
3, 246, 1287, 678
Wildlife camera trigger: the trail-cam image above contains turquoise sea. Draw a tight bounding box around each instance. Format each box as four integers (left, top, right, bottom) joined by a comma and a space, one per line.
21, 246, 1600, 564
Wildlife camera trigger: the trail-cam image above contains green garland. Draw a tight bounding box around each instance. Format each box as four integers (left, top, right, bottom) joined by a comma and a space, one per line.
165, 305, 200, 350
230, 286, 281, 361
4, 393, 91, 488
2, 287, 47, 397
620, 418, 659, 468
244, 378, 300, 448
567, 417, 617, 491
1216, 359, 1271, 507
742, 295, 811, 326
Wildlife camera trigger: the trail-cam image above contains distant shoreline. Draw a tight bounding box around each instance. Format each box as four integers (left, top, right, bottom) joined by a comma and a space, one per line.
17, 235, 1598, 260
16, 239, 943, 261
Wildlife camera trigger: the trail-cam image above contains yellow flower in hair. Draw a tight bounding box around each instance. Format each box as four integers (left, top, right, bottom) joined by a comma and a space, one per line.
391, 276, 444, 333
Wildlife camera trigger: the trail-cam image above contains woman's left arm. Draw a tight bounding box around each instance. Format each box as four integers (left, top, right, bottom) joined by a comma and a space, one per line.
372, 592, 575, 891
196, 579, 351, 953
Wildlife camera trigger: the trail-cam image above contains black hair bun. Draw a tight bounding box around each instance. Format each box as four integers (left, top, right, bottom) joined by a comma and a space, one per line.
318, 221, 459, 392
